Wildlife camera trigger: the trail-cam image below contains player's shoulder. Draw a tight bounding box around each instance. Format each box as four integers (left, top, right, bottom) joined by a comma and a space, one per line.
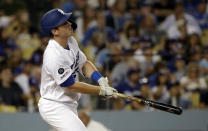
43, 40, 64, 63
44, 40, 62, 55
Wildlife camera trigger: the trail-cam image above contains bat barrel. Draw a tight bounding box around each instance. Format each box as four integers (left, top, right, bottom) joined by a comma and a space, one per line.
141, 99, 183, 115
115, 93, 183, 115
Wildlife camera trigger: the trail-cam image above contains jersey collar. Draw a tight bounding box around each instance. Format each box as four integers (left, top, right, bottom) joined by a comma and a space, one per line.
51, 39, 70, 51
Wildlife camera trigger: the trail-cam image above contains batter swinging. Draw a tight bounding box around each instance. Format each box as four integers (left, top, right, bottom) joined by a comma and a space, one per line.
38, 8, 117, 131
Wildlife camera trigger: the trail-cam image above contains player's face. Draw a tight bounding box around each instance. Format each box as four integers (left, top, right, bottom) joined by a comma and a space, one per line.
55, 21, 73, 37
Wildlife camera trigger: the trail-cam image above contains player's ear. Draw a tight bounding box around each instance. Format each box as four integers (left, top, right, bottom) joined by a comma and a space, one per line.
51, 28, 58, 36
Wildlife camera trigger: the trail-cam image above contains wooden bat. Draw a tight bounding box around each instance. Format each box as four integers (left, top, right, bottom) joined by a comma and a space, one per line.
115, 92, 183, 115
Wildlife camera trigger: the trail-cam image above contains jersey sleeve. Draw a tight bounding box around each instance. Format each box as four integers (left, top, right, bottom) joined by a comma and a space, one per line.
46, 56, 74, 86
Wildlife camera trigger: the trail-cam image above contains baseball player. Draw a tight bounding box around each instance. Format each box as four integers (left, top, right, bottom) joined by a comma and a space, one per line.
38, 8, 117, 131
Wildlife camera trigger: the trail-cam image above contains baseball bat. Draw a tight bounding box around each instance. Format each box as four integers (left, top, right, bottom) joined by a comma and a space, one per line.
115, 93, 183, 115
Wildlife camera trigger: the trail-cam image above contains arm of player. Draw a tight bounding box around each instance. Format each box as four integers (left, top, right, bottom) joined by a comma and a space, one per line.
68, 82, 116, 97
61, 60, 117, 97
69, 82, 100, 94
82, 60, 97, 78
82, 60, 111, 87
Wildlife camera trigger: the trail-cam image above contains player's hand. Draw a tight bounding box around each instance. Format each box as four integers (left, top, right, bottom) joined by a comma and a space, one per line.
99, 86, 117, 98
98, 77, 110, 87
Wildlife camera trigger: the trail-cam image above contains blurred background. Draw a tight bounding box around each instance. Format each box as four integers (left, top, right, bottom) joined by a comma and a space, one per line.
0, 0, 208, 131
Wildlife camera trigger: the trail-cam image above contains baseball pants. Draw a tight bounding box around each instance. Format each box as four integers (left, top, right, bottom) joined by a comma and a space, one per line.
38, 98, 87, 131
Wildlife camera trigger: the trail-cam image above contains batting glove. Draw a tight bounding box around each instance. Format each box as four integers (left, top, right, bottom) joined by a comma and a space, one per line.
98, 77, 110, 87
99, 86, 117, 98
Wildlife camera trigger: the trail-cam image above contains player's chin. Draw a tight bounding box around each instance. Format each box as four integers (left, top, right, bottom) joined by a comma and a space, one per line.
66, 31, 72, 36
69, 30, 73, 34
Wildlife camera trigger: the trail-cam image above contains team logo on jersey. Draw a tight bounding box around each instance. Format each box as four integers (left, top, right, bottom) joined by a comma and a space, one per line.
70, 52, 80, 78
58, 68, 64, 74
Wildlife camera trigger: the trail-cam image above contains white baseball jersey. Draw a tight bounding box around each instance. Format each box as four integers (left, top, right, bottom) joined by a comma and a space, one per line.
40, 36, 87, 104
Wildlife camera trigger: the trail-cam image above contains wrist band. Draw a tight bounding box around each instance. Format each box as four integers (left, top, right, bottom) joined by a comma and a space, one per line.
91, 71, 102, 82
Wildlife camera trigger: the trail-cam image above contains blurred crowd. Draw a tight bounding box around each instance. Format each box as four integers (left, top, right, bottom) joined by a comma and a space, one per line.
0, 0, 208, 113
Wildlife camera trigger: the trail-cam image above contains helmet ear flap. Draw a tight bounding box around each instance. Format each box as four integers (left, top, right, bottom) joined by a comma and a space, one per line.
68, 19, 77, 31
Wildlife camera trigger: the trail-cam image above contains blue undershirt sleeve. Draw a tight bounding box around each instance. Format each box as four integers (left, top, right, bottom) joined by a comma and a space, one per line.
91, 71, 103, 82
60, 75, 75, 87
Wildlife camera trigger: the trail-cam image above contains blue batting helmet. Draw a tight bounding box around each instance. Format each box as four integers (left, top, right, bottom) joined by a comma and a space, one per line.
40, 8, 77, 36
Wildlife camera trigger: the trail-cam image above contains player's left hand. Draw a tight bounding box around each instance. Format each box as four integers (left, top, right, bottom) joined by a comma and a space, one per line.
99, 86, 117, 98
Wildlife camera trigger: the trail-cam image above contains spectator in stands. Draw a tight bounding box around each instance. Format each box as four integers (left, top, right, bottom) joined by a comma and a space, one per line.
95, 31, 119, 73
105, 0, 128, 32
102, 43, 122, 77
139, 13, 166, 45
114, 69, 141, 110
153, 0, 174, 23
0, 65, 25, 111
199, 49, 208, 77
152, 72, 170, 101
30, 33, 50, 65
126, 0, 140, 22
180, 62, 207, 108
0, 11, 15, 28
134, 45, 161, 77
115, 68, 140, 97
192, 1, 208, 30
119, 21, 139, 49
7, 9, 30, 39
126, 77, 153, 111
27, 64, 41, 112
14, 61, 32, 96
112, 98, 125, 110
139, 77, 153, 100
167, 18, 201, 40
182, 0, 200, 14
0, 26, 17, 61
160, 82, 192, 109
83, 31, 105, 63
148, 61, 168, 88
180, 62, 207, 93
173, 58, 186, 82
160, 2, 201, 37
161, 39, 186, 65
28, 76, 39, 112
185, 33, 202, 62
106, 0, 127, 32
14, 10, 40, 60
96, 0, 109, 10
7, 48, 23, 74
82, 9, 116, 46
76, 4, 96, 41
133, 37, 152, 54
139, 1, 152, 17
111, 49, 138, 87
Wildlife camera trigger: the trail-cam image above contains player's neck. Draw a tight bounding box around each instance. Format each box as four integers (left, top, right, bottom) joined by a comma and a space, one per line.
54, 37, 68, 48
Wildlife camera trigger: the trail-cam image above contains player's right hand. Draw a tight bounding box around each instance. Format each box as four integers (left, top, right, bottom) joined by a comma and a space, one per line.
98, 77, 110, 87
99, 86, 117, 98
